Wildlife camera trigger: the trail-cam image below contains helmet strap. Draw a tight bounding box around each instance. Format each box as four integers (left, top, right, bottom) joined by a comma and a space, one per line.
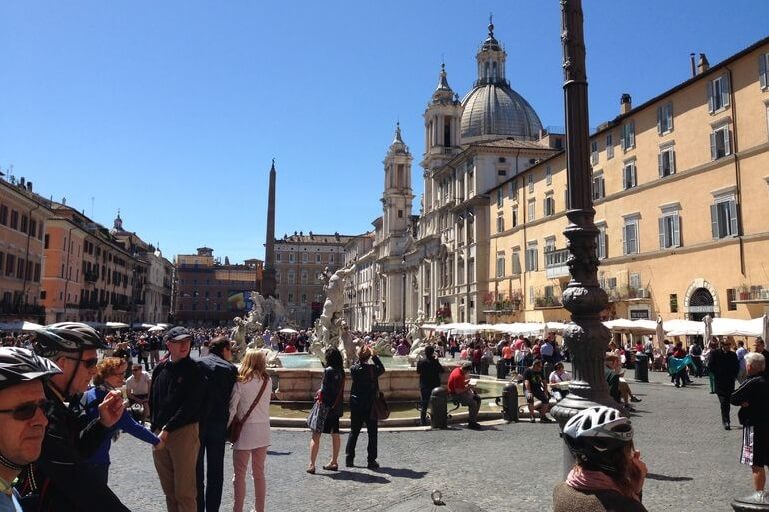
0, 452, 25, 472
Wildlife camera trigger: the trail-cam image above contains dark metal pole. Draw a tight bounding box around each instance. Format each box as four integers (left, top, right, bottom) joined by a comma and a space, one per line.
550, 0, 615, 432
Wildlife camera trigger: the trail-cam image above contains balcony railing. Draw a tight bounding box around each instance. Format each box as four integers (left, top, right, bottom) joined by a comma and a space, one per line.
0, 302, 45, 316
603, 286, 651, 302
545, 249, 570, 279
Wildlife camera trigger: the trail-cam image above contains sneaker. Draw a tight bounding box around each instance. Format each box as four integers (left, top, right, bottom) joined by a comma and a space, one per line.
630, 396, 642, 403
540, 417, 554, 423
367, 460, 380, 469
468, 422, 483, 430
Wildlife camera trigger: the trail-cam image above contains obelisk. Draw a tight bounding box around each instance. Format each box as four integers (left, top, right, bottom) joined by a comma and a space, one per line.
262, 159, 277, 297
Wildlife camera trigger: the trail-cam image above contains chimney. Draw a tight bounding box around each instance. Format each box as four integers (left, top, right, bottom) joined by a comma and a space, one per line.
697, 53, 710, 75
19, 177, 25, 188
690, 53, 696, 78
620, 93, 632, 115
26, 181, 32, 192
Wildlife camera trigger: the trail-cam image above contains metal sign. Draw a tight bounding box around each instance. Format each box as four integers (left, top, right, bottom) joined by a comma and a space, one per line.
688, 305, 715, 313
630, 310, 650, 319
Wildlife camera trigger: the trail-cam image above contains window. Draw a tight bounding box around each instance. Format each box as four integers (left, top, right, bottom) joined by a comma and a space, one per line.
316, 254, 321, 263
44, 234, 49, 249
623, 216, 639, 255
0, 205, 6, 225
510, 179, 518, 200
496, 252, 505, 278
398, 209, 403, 218
761, 53, 769, 90
525, 243, 538, 272
657, 103, 674, 134
287, 271, 295, 284
20, 215, 28, 234
288, 253, 294, 263
544, 194, 555, 217
545, 165, 552, 186
511, 207, 518, 228
727, 288, 737, 311
10, 210, 18, 230
301, 271, 308, 284
629, 273, 641, 290
496, 215, 505, 233
512, 249, 521, 275
658, 209, 681, 248
527, 199, 536, 222
288, 293, 294, 305
590, 141, 599, 165
276, 253, 281, 262
0, 253, 3, 274
527, 174, 534, 193
710, 124, 732, 160
5, 255, 15, 276
302, 252, 308, 263
497, 168, 507, 177
496, 188, 503, 207
708, 74, 730, 113
659, 145, 676, 177
670, 293, 678, 313
711, 195, 738, 239
592, 172, 605, 200
606, 134, 614, 160
621, 121, 635, 151
623, 160, 637, 190
596, 223, 607, 260
544, 236, 556, 254
329, 254, 335, 264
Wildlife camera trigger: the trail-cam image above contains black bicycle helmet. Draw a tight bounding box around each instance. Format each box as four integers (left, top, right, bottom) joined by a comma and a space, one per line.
563, 406, 633, 473
0, 347, 62, 390
33, 322, 108, 357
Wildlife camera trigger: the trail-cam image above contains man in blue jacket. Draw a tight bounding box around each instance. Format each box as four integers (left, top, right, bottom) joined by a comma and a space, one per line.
196, 335, 237, 512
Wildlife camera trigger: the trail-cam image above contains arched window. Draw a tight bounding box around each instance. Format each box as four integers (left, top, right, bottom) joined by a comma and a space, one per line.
492, 62, 498, 80
484, 62, 490, 79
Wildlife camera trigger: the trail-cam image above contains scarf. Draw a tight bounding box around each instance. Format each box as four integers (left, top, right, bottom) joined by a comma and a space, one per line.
566, 467, 639, 501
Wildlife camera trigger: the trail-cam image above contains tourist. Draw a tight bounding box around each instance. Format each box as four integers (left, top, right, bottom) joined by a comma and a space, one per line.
548, 362, 572, 401
416, 345, 443, 426
702, 340, 718, 393
754, 338, 769, 382
345, 345, 385, 468
308, 347, 345, 473
82, 357, 161, 484
689, 341, 704, 378
731, 352, 769, 503
605, 353, 641, 411
553, 406, 648, 511
501, 340, 514, 375
709, 339, 739, 430
17, 322, 129, 511
0, 347, 61, 511
523, 359, 552, 423
737, 340, 749, 382
126, 363, 152, 422
541, 333, 556, 365
150, 326, 204, 512
447, 362, 482, 430
229, 350, 272, 512
197, 336, 238, 512
149, 334, 162, 369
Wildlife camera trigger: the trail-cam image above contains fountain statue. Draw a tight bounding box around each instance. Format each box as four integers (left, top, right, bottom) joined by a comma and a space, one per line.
228, 291, 289, 366
309, 262, 358, 367
407, 310, 428, 365
371, 335, 394, 357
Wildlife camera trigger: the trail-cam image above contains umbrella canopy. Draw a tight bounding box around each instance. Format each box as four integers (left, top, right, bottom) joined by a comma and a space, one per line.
712, 317, 763, 337
603, 319, 656, 334
148, 325, 166, 332
105, 322, 129, 329
763, 314, 769, 343
0, 320, 43, 332
664, 319, 704, 336
278, 328, 298, 334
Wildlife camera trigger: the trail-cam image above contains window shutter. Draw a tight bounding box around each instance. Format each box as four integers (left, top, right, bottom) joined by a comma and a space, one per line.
729, 200, 738, 236
671, 150, 676, 174
707, 81, 715, 113
710, 132, 717, 160
658, 217, 666, 248
725, 128, 732, 155
761, 54, 768, 89
629, 122, 635, 147
710, 204, 719, 239
723, 75, 731, 107
657, 107, 662, 134
658, 153, 663, 177
622, 226, 628, 254
667, 105, 673, 132
673, 215, 681, 247
632, 165, 637, 187
534, 250, 539, 272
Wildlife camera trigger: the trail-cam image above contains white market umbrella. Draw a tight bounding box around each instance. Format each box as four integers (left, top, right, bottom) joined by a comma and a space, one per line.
664, 319, 704, 337
763, 314, 769, 343
278, 328, 298, 334
106, 322, 130, 329
712, 317, 763, 337
148, 325, 166, 332
0, 321, 43, 332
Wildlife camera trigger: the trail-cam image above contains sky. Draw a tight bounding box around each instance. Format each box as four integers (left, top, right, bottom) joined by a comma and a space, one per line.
1, 1, 767, 264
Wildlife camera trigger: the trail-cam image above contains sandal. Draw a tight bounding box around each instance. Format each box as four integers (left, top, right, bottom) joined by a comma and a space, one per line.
323, 463, 339, 471
306, 465, 316, 474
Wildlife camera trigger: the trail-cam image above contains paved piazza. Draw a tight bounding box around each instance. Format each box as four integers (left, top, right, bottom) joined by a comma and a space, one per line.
110, 367, 747, 511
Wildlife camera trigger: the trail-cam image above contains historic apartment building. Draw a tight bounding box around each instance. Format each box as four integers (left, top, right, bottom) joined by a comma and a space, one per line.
273, 232, 360, 328
173, 247, 262, 325
343, 25, 769, 328
0, 177, 52, 323
487, 37, 769, 324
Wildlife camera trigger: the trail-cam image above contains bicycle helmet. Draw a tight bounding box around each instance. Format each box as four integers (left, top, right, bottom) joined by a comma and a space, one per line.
0, 347, 62, 390
32, 322, 108, 357
563, 406, 633, 473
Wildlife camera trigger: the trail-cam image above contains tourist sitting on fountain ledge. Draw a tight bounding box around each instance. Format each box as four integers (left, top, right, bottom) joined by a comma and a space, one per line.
446, 362, 482, 430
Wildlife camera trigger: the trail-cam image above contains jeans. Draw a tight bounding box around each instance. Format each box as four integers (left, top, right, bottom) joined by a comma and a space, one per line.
455, 390, 481, 424
419, 387, 432, 426
196, 422, 227, 512
346, 407, 378, 463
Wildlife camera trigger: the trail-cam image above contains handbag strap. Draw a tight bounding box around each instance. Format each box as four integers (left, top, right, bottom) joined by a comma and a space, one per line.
240, 376, 269, 423
331, 374, 345, 409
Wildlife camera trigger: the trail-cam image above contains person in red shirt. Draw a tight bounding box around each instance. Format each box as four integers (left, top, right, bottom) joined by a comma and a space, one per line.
447, 363, 481, 430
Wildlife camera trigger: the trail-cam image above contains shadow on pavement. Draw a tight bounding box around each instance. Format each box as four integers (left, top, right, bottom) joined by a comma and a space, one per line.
267, 450, 292, 456
646, 473, 694, 482
369, 467, 427, 479
323, 471, 390, 484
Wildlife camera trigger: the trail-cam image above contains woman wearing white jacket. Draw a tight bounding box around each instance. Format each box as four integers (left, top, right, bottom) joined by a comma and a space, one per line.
228, 349, 272, 512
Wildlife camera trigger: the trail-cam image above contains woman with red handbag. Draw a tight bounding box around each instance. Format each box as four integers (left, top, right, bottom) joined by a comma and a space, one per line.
307, 347, 345, 474
228, 350, 272, 512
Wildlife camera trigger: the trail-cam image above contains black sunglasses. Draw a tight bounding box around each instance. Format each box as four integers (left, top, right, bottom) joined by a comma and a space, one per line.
64, 356, 99, 369
0, 399, 54, 421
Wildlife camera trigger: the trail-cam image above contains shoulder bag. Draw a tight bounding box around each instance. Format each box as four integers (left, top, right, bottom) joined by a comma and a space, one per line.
368, 365, 390, 421
307, 372, 345, 433
228, 376, 269, 444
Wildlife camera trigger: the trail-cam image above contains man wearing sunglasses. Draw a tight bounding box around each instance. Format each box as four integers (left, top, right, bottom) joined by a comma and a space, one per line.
0, 347, 61, 512
16, 322, 129, 511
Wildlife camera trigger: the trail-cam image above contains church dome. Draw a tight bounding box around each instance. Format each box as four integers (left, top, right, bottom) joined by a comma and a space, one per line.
459, 20, 543, 142
460, 84, 543, 142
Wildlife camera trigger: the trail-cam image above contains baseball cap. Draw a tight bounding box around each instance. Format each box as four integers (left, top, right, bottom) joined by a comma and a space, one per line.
164, 326, 192, 343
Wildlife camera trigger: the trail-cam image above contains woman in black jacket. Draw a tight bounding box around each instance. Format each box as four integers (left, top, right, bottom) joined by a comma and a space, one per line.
345, 345, 385, 468
307, 347, 345, 473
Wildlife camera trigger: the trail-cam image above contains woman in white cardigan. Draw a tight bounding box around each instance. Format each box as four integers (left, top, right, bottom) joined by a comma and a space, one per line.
229, 349, 272, 512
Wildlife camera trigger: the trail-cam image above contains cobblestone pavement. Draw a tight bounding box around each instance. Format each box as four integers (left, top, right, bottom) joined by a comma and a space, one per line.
109, 367, 749, 511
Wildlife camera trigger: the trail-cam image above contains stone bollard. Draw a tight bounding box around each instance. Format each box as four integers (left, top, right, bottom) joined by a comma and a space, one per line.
502, 382, 519, 423
429, 386, 448, 429
496, 359, 508, 379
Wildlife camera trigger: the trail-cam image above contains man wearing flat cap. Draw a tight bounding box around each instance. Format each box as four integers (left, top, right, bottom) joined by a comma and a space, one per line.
150, 327, 204, 512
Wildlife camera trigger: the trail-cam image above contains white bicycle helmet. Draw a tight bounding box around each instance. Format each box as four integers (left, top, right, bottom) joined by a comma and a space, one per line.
563, 406, 633, 473
33, 322, 108, 358
0, 347, 62, 390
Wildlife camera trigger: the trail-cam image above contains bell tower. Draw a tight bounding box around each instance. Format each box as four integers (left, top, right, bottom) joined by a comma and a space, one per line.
381, 123, 414, 237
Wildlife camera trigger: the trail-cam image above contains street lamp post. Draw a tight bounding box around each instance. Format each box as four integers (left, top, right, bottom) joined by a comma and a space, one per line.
550, 0, 616, 456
